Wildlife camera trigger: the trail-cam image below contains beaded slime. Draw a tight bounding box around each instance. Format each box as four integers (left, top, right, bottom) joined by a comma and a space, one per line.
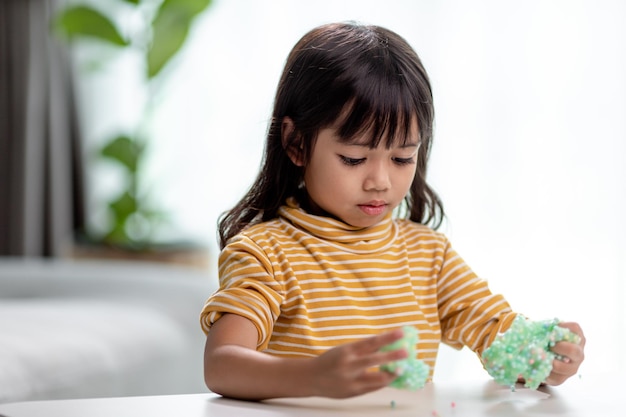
379, 326, 429, 390
482, 315, 581, 390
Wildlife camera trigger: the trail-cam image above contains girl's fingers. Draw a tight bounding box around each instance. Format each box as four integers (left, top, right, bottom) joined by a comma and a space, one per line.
356, 328, 405, 353
552, 341, 584, 364
557, 322, 586, 348
349, 329, 409, 370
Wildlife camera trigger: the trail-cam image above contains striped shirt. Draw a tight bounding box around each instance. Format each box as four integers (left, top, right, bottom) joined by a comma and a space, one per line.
200, 198, 517, 377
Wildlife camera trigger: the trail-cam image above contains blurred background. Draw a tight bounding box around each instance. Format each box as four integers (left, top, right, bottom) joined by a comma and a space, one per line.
1, 0, 624, 398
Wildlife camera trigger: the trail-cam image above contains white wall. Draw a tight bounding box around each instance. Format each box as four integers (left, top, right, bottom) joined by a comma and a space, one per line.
80, 0, 626, 379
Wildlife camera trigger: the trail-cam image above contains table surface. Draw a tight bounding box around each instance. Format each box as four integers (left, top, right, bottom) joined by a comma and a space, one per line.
0, 373, 620, 417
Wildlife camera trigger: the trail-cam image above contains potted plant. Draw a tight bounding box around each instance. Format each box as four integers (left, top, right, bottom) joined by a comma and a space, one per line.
53, 0, 213, 267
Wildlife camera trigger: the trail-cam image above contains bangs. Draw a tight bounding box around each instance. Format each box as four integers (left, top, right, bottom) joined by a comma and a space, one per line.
329, 41, 423, 149
334, 90, 418, 148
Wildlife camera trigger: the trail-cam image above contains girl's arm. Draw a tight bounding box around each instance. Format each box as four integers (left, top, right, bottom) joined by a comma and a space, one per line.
203, 313, 408, 400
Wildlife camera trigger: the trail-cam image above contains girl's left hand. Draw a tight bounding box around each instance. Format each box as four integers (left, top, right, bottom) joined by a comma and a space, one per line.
545, 322, 586, 386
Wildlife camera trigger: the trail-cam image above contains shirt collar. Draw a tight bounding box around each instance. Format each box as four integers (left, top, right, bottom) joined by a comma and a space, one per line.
277, 197, 397, 253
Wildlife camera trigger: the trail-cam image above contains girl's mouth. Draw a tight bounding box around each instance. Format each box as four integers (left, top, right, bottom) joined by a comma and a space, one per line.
358, 203, 387, 216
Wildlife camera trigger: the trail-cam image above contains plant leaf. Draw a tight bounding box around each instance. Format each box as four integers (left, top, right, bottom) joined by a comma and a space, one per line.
104, 191, 137, 245
109, 191, 138, 222
172, 0, 213, 17
100, 135, 143, 172
53, 6, 129, 46
147, 0, 213, 78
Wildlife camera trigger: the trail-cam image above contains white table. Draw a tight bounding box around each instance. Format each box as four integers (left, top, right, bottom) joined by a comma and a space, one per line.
0, 373, 619, 417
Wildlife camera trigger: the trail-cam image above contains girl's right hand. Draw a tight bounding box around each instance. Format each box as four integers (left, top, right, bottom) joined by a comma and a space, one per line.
308, 329, 409, 398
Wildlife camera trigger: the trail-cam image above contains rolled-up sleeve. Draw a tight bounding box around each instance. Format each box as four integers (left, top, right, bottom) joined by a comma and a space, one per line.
200, 235, 284, 350
437, 239, 518, 356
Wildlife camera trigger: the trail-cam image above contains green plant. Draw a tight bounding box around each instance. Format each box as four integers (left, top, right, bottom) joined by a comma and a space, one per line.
53, 0, 212, 250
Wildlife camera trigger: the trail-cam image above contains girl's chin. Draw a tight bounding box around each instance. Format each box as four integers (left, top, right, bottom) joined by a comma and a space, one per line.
343, 213, 386, 229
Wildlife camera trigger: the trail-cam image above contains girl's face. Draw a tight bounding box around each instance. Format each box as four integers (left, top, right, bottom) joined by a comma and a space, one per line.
300, 119, 419, 228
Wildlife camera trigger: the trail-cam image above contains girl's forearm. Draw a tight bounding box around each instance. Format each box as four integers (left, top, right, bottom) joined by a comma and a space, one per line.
204, 344, 318, 400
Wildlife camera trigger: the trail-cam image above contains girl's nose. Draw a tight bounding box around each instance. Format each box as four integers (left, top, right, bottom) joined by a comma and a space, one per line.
363, 162, 391, 191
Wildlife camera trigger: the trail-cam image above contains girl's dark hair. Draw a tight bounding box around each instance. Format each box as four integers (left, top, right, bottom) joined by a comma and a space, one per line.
218, 22, 444, 249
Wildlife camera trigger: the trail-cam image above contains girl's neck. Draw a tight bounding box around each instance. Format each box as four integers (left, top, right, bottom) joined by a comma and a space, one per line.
296, 189, 338, 221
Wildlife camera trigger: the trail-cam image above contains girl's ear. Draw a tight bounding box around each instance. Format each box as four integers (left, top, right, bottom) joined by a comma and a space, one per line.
282, 117, 304, 166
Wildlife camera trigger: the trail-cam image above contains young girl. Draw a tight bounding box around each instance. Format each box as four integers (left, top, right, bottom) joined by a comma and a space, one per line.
200, 21, 585, 400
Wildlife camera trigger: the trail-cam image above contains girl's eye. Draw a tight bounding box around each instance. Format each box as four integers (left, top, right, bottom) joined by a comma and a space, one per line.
393, 157, 416, 166
339, 155, 365, 166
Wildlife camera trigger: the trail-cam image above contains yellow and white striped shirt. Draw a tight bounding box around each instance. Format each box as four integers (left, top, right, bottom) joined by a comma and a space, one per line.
200, 199, 517, 377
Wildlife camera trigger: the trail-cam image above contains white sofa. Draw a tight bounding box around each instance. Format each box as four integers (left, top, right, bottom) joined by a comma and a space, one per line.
0, 257, 217, 403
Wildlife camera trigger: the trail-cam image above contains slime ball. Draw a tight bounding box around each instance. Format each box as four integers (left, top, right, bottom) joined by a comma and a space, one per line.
379, 326, 430, 390
482, 316, 581, 390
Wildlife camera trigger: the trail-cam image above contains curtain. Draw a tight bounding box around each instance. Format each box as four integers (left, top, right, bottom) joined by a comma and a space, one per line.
0, 0, 84, 257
